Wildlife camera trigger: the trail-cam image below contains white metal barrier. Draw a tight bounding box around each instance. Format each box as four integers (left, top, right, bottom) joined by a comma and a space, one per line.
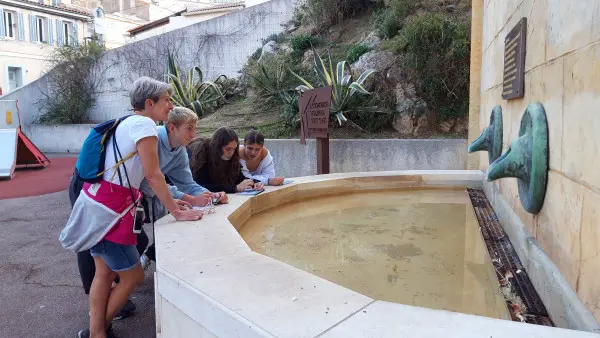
0, 100, 20, 178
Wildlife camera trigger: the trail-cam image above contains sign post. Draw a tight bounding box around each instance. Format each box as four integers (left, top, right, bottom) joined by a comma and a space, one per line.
316, 136, 329, 174
299, 86, 333, 175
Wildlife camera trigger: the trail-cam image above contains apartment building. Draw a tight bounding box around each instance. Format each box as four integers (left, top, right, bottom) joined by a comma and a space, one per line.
0, 0, 91, 95
127, 2, 245, 42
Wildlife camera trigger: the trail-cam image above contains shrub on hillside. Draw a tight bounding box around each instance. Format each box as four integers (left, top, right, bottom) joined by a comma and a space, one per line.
371, 0, 416, 39
346, 43, 371, 64
290, 34, 318, 57
261, 33, 285, 45
388, 13, 470, 121
250, 47, 263, 61
251, 33, 286, 61
298, 0, 372, 32
371, 9, 400, 39
291, 5, 305, 27
390, 0, 413, 21
242, 53, 318, 108
345, 73, 396, 131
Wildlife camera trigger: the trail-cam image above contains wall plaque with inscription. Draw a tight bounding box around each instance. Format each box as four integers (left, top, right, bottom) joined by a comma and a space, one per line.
502, 18, 527, 100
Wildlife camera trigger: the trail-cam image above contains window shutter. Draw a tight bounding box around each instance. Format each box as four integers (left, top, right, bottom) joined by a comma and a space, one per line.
29, 14, 35, 42
18, 13, 25, 41
56, 19, 63, 45
73, 23, 78, 46
0, 9, 5, 38
47, 19, 53, 44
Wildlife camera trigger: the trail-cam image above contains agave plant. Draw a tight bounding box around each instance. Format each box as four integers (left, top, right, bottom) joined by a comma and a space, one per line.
290, 49, 376, 125
166, 52, 226, 117
248, 61, 291, 107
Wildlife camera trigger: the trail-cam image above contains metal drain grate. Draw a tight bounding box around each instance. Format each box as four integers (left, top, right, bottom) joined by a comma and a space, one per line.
467, 188, 554, 327
467, 189, 506, 241
487, 238, 524, 271
512, 270, 549, 317
526, 315, 554, 327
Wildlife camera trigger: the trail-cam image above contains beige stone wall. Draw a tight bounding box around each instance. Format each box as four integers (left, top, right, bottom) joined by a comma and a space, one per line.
467, 0, 483, 170
471, 0, 600, 321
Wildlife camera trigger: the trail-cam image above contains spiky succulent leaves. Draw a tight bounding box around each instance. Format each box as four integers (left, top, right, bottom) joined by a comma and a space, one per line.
168, 73, 188, 107
167, 52, 179, 79
290, 68, 314, 92
257, 64, 280, 104
335, 112, 347, 125
290, 48, 377, 125
165, 53, 227, 117
338, 68, 376, 124
193, 67, 203, 83
196, 81, 225, 102
212, 74, 228, 94
189, 101, 203, 116
331, 59, 349, 114
313, 49, 332, 86
186, 68, 195, 97
349, 69, 375, 96
169, 71, 201, 116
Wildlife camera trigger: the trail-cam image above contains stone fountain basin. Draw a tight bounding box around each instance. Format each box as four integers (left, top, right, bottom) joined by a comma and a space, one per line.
153, 170, 597, 338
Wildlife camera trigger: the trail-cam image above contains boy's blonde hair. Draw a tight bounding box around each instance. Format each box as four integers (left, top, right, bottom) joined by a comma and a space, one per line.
168, 106, 198, 127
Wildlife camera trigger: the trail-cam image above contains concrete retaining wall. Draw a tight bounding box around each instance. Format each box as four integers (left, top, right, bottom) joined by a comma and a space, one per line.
22, 124, 94, 154
1, 75, 49, 125
25, 125, 467, 173
266, 139, 468, 177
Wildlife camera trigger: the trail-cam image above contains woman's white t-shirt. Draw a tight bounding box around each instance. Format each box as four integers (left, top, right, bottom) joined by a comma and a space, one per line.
103, 115, 158, 189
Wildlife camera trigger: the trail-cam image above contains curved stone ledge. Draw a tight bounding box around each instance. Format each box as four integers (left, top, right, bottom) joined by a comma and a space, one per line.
154, 170, 597, 338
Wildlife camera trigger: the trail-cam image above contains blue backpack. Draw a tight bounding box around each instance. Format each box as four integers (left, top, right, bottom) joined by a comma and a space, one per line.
75, 115, 134, 183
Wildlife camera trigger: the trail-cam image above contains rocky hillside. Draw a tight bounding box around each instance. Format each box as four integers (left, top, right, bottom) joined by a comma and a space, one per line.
198, 0, 471, 139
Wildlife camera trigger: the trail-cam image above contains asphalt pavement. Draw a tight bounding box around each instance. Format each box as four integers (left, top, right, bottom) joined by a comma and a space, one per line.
0, 190, 156, 338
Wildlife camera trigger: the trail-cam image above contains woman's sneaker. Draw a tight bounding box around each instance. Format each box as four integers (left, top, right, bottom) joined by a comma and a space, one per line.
77, 324, 118, 338
140, 253, 151, 270
113, 299, 136, 321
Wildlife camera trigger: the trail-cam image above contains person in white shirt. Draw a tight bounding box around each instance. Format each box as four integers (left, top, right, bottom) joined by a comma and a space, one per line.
239, 130, 285, 186
73, 77, 204, 338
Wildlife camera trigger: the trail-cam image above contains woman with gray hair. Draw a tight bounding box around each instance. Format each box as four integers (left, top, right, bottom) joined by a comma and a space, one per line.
70, 76, 203, 338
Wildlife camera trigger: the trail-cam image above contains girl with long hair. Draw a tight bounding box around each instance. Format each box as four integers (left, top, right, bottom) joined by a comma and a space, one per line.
188, 126, 263, 193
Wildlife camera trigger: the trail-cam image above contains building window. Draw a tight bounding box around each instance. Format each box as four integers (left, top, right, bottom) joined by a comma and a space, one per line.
7, 66, 24, 92
63, 21, 72, 45
35, 16, 46, 42
3, 10, 16, 39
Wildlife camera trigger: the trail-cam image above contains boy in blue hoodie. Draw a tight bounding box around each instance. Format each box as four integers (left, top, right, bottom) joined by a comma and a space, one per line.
137, 107, 229, 266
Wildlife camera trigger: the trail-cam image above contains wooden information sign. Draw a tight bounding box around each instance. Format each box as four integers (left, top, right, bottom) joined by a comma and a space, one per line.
299, 86, 333, 174
502, 17, 527, 100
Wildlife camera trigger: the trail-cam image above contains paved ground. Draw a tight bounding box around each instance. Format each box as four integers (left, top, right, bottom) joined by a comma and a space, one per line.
0, 157, 77, 200
0, 190, 157, 338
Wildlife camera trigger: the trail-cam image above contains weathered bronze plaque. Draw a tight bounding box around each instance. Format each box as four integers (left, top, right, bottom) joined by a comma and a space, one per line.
502, 18, 527, 100
299, 86, 332, 142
